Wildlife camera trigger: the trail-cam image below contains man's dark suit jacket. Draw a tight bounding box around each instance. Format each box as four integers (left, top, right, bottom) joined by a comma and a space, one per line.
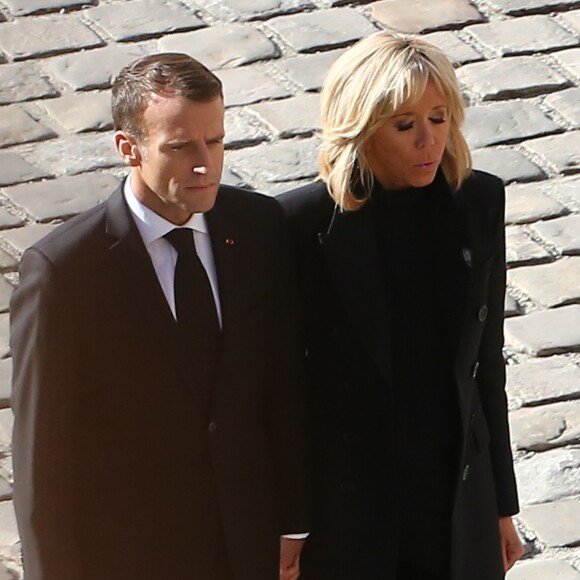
10, 183, 310, 580
279, 170, 519, 580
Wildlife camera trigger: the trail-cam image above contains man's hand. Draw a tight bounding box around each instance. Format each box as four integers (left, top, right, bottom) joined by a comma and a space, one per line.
499, 516, 525, 572
280, 537, 305, 580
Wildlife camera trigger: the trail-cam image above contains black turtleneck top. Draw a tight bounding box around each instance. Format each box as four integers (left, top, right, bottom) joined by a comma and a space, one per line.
370, 175, 464, 572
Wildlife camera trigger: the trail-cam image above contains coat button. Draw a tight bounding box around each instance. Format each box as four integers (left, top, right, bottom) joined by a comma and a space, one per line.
208, 422, 217, 433
478, 305, 488, 321
472, 361, 480, 378
462, 248, 472, 267
462, 465, 470, 481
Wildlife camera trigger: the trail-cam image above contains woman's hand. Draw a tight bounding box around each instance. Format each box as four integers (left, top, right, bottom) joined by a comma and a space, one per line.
499, 516, 525, 572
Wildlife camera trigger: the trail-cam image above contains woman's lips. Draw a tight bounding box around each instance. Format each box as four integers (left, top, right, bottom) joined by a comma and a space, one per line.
414, 161, 437, 169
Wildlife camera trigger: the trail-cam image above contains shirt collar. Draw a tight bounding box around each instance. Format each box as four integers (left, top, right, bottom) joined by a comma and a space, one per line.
123, 174, 209, 246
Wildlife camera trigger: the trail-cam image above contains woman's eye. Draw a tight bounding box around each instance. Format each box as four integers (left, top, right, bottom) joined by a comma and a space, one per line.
396, 122, 414, 132
431, 117, 446, 124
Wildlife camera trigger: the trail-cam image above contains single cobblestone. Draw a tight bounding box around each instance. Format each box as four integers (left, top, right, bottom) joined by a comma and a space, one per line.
47, 44, 150, 91
0, 210, 24, 231
464, 101, 561, 148
224, 110, 270, 149
274, 48, 346, 92
487, 0, 580, 16
510, 400, 580, 451
457, 56, 570, 101
0, 14, 104, 61
544, 87, 580, 128
0, 153, 49, 188
0, 106, 56, 149
553, 47, 580, 79
159, 24, 279, 69
227, 137, 319, 184
0, 250, 17, 272
0, 62, 58, 105
533, 214, 580, 255
370, 0, 484, 34
2, 0, 97, 16
505, 304, 580, 356
249, 94, 321, 138
84, 0, 205, 43
467, 15, 579, 57
199, 0, 315, 21
515, 447, 580, 504
266, 8, 377, 54
422, 31, 484, 65
524, 131, 580, 175
472, 148, 546, 184
21, 133, 121, 177
4, 173, 118, 223
217, 66, 291, 107
508, 559, 580, 580
505, 180, 568, 224
556, 175, 580, 210
506, 226, 552, 267
0, 224, 59, 254
506, 356, 580, 408
508, 257, 580, 307
561, 9, 580, 33
520, 498, 580, 547
40, 92, 112, 133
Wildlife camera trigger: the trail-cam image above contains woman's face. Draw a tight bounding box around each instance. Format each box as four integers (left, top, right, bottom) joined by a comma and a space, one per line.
363, 79, 450, 190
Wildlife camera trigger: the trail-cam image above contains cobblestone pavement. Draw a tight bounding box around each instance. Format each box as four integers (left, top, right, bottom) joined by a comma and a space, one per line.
0, 0, 579, 578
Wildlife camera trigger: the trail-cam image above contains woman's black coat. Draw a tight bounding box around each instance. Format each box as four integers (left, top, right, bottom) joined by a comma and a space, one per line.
279, 170, 519, 580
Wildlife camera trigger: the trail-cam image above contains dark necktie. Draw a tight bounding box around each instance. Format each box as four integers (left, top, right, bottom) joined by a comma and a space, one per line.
164, 228, 220, 384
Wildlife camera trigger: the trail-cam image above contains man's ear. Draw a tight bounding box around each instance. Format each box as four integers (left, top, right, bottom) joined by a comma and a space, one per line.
115, 131, 142, 166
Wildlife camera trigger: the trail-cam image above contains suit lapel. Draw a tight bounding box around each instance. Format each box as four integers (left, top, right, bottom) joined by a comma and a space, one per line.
104, 187, 201, 398
320, 203, 393, 385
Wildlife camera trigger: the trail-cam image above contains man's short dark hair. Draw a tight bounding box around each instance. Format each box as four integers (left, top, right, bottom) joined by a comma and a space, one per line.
112, 53, 223, 142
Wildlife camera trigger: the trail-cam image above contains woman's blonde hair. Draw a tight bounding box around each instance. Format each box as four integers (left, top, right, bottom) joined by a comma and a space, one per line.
319, 31, 472, 211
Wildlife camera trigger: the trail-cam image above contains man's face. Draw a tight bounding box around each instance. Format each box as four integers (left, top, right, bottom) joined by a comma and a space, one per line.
122, 94, 225, 225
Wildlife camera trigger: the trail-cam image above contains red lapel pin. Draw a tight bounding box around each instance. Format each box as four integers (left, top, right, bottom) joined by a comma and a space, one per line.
225, 238, 235, 246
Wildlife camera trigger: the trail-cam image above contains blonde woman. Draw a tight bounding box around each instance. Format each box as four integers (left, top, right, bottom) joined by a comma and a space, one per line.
279, 32, 524, 580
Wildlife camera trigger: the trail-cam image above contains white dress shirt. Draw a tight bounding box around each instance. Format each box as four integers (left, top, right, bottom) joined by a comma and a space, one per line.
123, 177, 308, 540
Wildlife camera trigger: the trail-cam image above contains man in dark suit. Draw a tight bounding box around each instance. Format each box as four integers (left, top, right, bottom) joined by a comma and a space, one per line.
10, 53, 309, 580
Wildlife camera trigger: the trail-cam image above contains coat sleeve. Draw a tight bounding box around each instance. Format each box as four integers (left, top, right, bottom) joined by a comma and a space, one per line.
264, 201, 312, 535
10, 248, 83, 579
475, 180, 519, 517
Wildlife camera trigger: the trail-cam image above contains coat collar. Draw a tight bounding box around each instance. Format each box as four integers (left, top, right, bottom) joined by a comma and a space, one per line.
318, 171, 465, 386
319, 200, 394, 385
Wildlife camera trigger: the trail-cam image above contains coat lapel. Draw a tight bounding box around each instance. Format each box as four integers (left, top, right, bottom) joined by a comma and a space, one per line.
104, 187, 201, 398
320, 203, 393, 385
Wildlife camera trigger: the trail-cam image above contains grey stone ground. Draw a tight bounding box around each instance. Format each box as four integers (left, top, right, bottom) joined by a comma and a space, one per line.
0, 0, 578, 577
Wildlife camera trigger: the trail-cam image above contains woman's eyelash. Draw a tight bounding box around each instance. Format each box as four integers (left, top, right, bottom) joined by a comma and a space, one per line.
395, 117, 447, 131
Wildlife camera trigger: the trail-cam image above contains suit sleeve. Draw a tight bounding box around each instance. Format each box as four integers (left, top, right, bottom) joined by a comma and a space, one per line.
10, 248, 83, 579
475, 181, 519, 517
265, 201, 312, 535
